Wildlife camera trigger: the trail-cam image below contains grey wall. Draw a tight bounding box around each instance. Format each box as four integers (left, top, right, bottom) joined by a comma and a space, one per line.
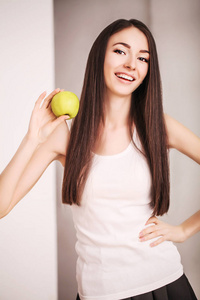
150, 0, 200, 296
54, 0, 200, 299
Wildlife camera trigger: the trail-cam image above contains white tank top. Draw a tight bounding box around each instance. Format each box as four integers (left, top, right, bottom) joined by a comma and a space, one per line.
71, 129, 183, 300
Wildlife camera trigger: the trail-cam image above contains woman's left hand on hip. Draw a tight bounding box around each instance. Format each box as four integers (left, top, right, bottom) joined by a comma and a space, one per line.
139, 216, 186, 247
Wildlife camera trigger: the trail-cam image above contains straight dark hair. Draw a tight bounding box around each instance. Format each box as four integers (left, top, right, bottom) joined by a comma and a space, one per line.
62, 19, 170, 216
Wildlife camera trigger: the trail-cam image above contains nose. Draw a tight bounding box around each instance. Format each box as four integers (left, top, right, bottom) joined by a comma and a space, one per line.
124, 55, 136, 70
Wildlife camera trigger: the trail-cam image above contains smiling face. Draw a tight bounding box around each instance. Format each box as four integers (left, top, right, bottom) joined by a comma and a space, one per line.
104, 26, 149, 99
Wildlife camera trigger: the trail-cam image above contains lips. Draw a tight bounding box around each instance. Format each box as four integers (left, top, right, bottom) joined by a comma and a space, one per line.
115, 72, 135, 82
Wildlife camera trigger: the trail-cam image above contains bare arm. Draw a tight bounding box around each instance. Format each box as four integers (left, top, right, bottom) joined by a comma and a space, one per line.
139, 114, 200, 246
139, 211, 200, 247
181, 210, 200, 240
164, 114, 200, 164
0, 89, 69, 218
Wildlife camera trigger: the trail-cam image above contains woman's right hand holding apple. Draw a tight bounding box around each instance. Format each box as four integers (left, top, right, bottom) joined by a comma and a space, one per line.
0, 89, 69, 218
27, 89, 69, 144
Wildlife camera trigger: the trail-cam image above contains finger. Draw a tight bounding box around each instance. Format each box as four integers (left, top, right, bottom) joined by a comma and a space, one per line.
34, 91, 47, 109
43, 88, 61, 108
139, 229, 163, 242
145, 216, 159, 225
150, 236, 165, 247
50, 115, 70, 131
139, 225, 157, 238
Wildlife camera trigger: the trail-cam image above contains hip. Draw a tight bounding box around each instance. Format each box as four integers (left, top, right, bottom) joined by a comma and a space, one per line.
76, 274, 197, 300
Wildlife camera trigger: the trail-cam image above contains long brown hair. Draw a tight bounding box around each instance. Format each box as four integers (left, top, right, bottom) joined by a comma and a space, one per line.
62, 19, 170, 216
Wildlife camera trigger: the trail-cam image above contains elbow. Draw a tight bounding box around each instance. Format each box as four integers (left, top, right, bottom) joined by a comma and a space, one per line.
0, 204, 11, 219
0, 210, 11, 219
0, 211, 7, 219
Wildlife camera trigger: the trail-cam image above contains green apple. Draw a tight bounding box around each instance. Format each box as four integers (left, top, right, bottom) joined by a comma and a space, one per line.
51, 91, 79, 119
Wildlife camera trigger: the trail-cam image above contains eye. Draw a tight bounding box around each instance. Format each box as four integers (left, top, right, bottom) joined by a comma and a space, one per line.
138, 57, 149, 63
114, 49, 126, 55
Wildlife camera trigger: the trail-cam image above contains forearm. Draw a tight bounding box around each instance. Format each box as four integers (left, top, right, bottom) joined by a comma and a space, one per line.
0, 89, 69, 219
181, 210, 200, 241
0, 134, 39, 217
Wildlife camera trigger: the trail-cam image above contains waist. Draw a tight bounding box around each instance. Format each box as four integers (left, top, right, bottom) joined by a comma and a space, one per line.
76, 240, 183, 300
75, 235, 181, 269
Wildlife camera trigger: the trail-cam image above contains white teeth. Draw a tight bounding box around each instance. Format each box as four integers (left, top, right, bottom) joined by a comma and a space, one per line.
116, 73, 134, 81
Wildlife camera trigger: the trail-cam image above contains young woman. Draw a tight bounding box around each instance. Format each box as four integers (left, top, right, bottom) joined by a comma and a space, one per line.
0, 19, 199, 300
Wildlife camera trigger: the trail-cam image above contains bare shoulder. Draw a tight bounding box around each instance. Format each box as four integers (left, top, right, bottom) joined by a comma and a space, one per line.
44, 120, 70, 166
164, 114, 200, 164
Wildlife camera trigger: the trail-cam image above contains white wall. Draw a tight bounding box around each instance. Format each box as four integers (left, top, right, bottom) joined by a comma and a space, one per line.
0, 1, 58, 299
54, 0, 200, 299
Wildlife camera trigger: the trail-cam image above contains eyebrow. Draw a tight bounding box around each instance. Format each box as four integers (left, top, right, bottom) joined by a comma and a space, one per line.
112, 42, 150, 54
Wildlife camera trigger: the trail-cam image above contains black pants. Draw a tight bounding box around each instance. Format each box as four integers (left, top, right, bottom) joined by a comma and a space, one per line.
76, 274, 197, 300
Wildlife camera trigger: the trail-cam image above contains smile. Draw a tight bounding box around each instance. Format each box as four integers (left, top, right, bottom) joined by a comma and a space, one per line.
115, 72, 135, 82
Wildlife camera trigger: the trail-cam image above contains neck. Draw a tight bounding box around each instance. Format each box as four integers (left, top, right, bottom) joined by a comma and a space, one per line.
103, 91, 132, 129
